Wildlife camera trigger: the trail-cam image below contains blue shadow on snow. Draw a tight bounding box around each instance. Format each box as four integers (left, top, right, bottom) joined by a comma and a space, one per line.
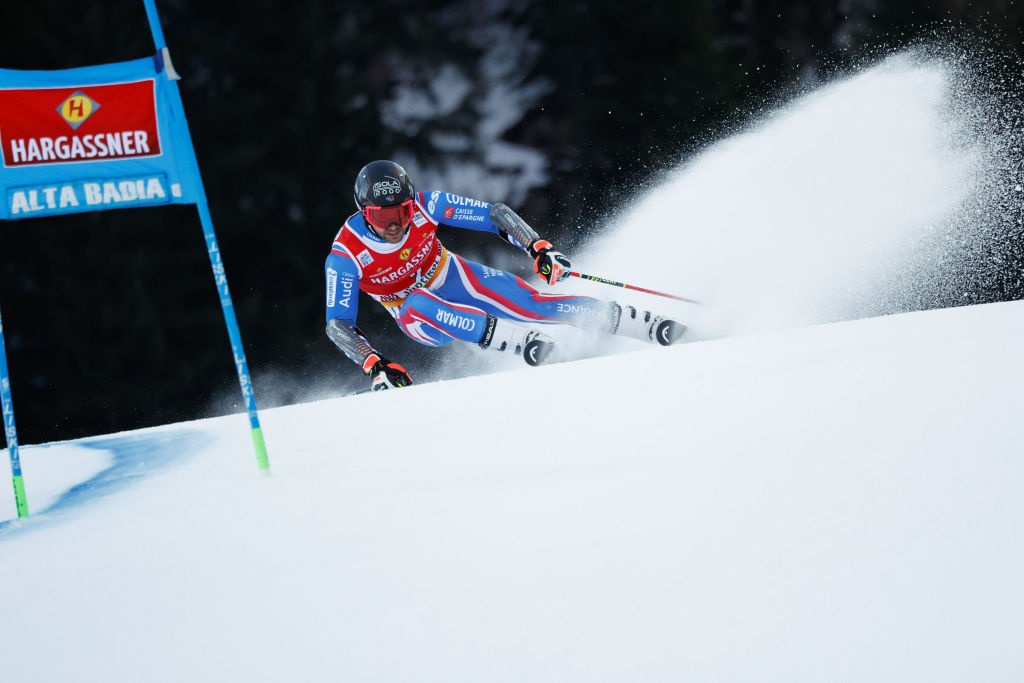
0, 428, 211, 539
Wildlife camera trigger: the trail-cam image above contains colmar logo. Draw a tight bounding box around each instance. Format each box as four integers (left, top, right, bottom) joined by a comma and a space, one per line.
435, 309, 476, 332
444, 194, 487, 208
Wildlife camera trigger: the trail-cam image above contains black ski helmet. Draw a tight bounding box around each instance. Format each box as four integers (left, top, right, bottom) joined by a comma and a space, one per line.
353, 160, 415, 210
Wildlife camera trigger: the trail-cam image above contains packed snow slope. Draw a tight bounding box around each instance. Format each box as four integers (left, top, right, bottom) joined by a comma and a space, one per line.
3, 301, 1024, 682
3, 51, 1023, 681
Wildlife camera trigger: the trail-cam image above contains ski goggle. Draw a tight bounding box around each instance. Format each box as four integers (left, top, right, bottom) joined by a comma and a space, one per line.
362, 199, 414, 231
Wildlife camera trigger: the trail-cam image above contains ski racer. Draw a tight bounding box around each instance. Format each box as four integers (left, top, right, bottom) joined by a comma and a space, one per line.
325, 159, 686, 391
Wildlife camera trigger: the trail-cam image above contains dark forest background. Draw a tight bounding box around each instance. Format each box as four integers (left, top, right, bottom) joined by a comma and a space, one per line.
2, 0, 1023, 446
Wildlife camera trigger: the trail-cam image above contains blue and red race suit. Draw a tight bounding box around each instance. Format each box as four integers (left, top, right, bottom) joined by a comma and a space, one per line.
324, 191, 610, 369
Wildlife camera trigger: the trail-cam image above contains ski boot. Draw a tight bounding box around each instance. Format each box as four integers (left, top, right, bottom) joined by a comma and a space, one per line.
479, 315, 556, 366
610, 303, 686, 346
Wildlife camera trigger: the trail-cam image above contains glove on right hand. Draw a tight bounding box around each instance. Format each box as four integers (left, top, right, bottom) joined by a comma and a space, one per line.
530, 239, 572, 285
362, 355, 413, 391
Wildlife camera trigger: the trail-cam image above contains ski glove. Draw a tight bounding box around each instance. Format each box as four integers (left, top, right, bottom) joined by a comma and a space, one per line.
362, 354, 413, 391
530, 239, 572, 285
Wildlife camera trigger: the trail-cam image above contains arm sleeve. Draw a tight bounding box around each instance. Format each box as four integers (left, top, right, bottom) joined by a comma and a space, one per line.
418, 191, 539, 254
325, 250, 360, 326
489, 202, 539, 253
326, 318, 380, 370
325, 250, 379, 370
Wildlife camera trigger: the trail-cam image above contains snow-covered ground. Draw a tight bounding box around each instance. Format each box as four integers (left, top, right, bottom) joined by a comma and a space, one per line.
3, 53, 1023, 682
2, 301, 1023, 682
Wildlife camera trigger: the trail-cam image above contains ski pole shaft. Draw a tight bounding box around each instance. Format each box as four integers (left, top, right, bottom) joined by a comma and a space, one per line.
569, 272, 703, 304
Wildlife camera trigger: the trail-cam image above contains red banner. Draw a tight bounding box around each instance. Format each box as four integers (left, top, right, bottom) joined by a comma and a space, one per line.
0, 80, 162, 168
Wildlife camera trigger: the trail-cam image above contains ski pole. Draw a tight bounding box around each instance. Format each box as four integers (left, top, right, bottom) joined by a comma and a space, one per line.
569, 272, 703, 305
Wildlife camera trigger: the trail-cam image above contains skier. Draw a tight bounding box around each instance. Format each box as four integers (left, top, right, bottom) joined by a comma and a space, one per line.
325, 160, 685, 391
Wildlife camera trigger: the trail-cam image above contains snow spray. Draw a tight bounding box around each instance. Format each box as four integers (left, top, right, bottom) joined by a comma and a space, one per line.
580, 49, 1023, 340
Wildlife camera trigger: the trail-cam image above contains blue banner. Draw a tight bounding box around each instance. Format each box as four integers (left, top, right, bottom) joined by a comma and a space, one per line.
1, 2, 269, 514
0, 54, 203, 220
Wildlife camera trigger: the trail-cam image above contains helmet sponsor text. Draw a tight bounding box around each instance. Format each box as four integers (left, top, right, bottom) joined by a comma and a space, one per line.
372, 177, 402, 198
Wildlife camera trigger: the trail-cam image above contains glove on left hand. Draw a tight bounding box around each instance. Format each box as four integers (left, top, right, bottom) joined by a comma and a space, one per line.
362, 355, 413, 391
530, 239, 572, 285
